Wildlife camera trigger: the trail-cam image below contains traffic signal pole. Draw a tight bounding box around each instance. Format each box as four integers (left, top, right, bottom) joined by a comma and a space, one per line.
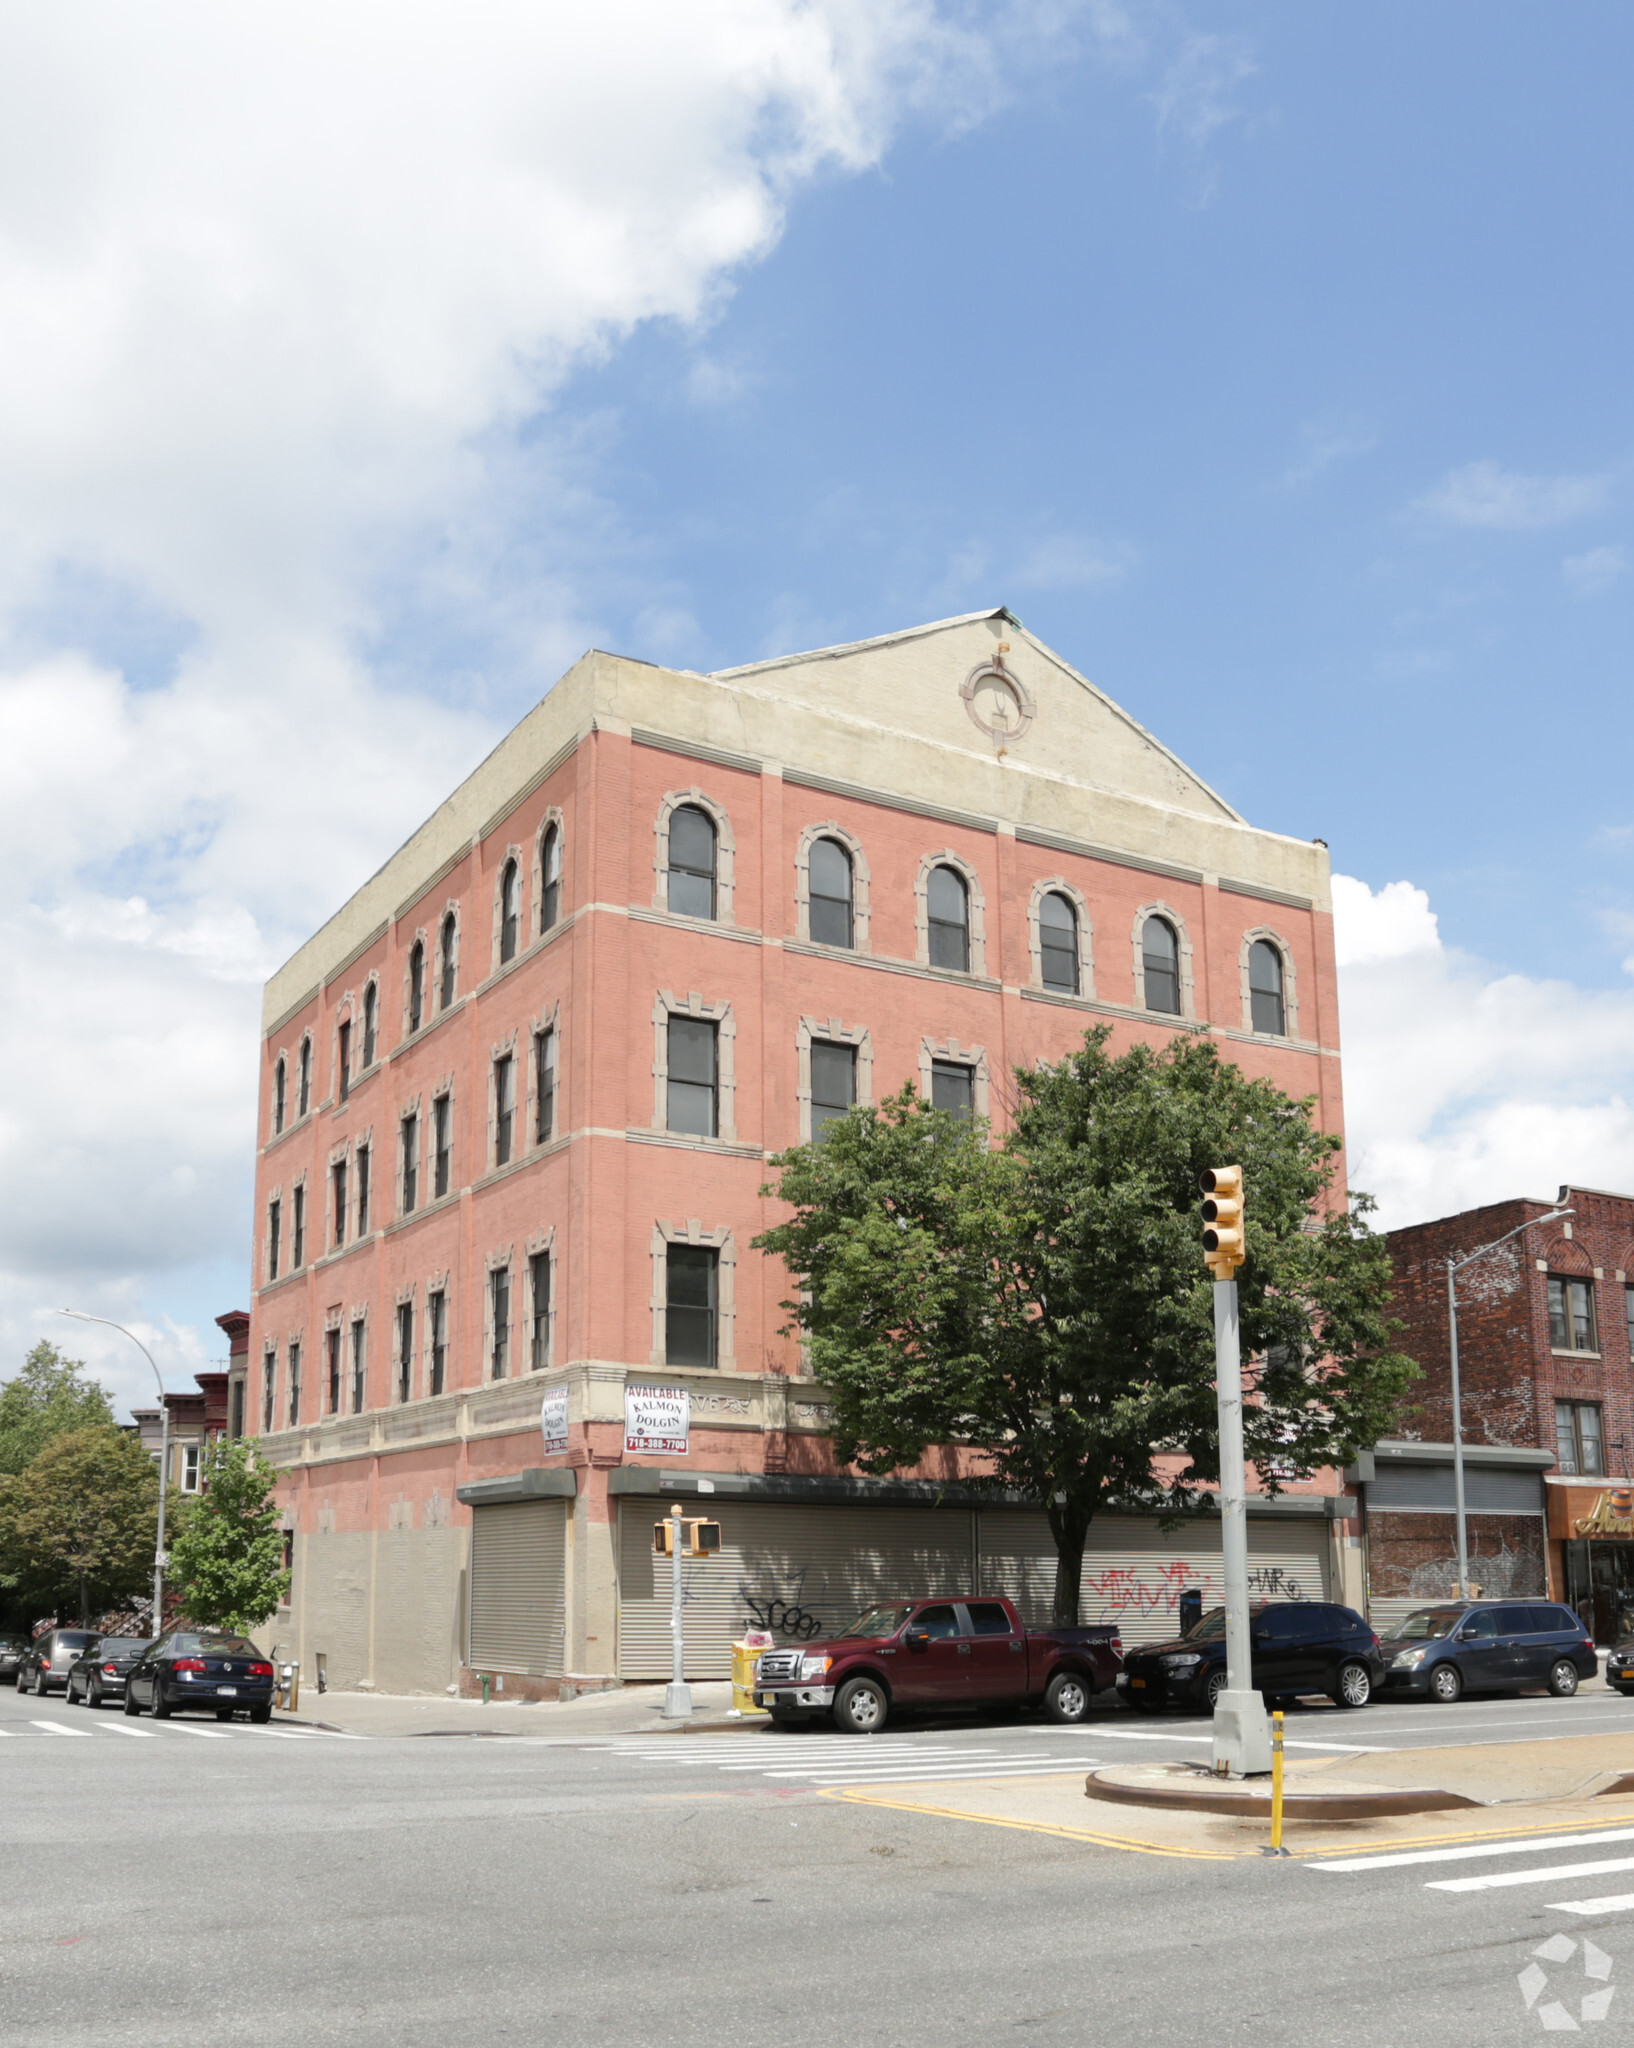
663, 1503, 693, 1720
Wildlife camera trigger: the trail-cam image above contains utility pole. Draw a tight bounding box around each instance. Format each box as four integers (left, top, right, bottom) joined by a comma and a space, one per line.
1201, 1169, 1270, 1778
61, 1311, 170, 1632
1444, 1205, 1573, 1599
663, 1502, 692, 1720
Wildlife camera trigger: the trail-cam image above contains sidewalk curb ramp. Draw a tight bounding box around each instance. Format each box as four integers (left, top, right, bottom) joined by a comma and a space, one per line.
1085, 1762, 1480, 1820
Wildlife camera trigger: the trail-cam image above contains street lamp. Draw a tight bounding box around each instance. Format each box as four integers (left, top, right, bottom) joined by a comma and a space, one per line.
59, 1311, 171, 1632
1444, 1207, 1573, 1600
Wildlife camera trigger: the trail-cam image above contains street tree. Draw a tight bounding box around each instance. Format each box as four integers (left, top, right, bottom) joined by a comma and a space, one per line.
0, 1427, 160, 1625
168, 1438, 288, 1633
0, 1343, 117, 1476
756, 1029, 1416, 1624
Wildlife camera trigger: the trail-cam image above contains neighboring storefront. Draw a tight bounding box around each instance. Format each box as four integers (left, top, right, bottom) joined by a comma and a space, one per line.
1357, 1440, 1553, 1636
1551, 1482, 1634, 1643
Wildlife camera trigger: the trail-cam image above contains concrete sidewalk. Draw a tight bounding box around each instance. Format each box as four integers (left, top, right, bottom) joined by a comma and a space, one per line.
278, 1679, 739, 1739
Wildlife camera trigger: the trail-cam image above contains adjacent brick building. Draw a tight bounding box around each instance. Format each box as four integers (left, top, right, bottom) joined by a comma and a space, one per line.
244, 608, 1357, 1696
1370, 1186, 1634, 1639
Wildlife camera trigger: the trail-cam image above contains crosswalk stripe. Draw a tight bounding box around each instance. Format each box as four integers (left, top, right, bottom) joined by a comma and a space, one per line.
1429, 1856, 1634, 1895
1311, 1828, 1634, 1874
715, 1748, 1008, 1771
148, 1723, 234, 1738
31, 1720, 91, 1738
763, 1759, 1100, 1784
104, 1722, 160, 1737
1551, 1894, 1634, 1916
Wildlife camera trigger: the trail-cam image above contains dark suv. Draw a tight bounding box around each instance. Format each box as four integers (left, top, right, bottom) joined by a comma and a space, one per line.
1116, 1601, 1384, 1712
1378, 1600, 1596, 1702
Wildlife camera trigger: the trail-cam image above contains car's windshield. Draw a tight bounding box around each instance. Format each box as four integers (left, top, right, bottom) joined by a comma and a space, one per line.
843, 1606, 914, 1639
1390, 1608, 1466, 1642
1184, 1605, 1268, 1642
55, 1633, 96, 1647
97, 1638, 150, 1653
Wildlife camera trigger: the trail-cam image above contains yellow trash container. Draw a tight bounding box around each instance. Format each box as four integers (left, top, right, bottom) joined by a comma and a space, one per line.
731, 1638, 771, 1717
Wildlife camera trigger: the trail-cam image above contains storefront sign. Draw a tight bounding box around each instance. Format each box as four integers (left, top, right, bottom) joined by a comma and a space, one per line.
540, 1385, 569, 1456
625, 1384, 689, 1456
1573, 1489, 1634, 1537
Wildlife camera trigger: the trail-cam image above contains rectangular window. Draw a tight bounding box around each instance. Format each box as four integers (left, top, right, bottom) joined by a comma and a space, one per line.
401, 1115, 418, 1214
337, 1019, 351, 1104
1556, 1399, 1605, 1478
489, 1267, 511, 1380
535, 1028, 556, 1144
930, 1059, 975, 1121
433, 1095, 452, 1199
262, 1351, 276, 1433
530, 1251, 551, 1371
494, 1055, 515, 1168
291, 1184, 306, 1270
809, 1041, 857, 1140
286, 1340, 301, 1429
396, 1300, 414, 1404
355, 1144, 371, 1235
1548, 1275, 1599, 1353
230, 1378, 245, 1439
331, 1159, 348, 1248
349, 1320, 366, 1414
666, 1245, 718, 1368
666, 1017, 718, 1137
326, 1327, 342, 1415
179, 1443, 202, 1494
267, 1198, 282, 1281
427, 1289, 447, 1397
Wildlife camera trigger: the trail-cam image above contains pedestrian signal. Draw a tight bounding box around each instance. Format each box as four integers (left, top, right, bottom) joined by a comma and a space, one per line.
1201, 1165, 1246, 1274
654, 1518, 723, 1558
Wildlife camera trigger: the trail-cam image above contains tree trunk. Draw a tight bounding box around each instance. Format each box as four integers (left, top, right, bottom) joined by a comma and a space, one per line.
78, 1572, 89, 1628
1047, 1500, 1091, 1628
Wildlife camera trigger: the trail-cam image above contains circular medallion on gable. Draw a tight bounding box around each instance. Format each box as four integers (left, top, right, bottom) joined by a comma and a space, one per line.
961, 658, 1035, 744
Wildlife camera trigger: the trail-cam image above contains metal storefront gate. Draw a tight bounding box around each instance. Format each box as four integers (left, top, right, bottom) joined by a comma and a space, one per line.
468, 1498, 568, 1677
615, 1500, 1332, 1677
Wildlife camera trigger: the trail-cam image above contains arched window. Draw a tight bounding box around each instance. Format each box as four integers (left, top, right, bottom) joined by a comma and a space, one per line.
1142, 916, 1181, 1015
361, 982, 378, 1069
498, 858, 520, 965
668, 804, 717, 919
407, 940, 425, 1033
808, 836, 854, 949
927, 865, 970, 973
273, 1057, 287, 1135
439, 913, 458, 1010
297, 1036, 312, 1117
539, 822, 561, 934
1249, 939, 1286, 1036
1039, 891, 1079, 994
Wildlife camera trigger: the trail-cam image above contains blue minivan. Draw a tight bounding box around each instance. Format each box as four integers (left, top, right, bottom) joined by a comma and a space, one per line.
1378, 1600, 1596, 1702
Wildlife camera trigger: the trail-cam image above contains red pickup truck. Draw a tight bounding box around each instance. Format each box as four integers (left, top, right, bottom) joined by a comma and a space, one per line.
752, 1595, 1122, 1733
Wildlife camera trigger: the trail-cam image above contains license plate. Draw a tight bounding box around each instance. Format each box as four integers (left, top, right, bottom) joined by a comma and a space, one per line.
1129, 1677, 1146, 1688
217, 1686, 237, 1697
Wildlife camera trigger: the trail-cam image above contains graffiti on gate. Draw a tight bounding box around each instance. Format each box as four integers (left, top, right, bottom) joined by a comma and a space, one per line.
738, 1567, 827, 1642
1247, 1567, 1307, 1602
1081, 1560, 1309, 1620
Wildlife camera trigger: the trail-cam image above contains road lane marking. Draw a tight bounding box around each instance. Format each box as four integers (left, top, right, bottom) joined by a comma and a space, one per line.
758, 1752, 1061, 1777
31, 1721, 91, 1738
1311, 1829, 1634, 1873
1429, 1856, 1634, 1894
103, 1723, 160, 1737
1551, 1894, 1634, 1916
149, 1723, 234, 1738
762, 1761, 1102, 1786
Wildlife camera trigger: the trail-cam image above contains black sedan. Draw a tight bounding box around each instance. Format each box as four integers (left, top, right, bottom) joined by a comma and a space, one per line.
1116, 1600, 1386, 1711
124, 1632, 276, 1722
67, 1637, 153, 1708
0, 1633, 28, 1683
16, 1629, 101, 1696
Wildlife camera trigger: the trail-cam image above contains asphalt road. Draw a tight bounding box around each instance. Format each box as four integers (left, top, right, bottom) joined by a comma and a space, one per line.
7, 1679, 1634, 2045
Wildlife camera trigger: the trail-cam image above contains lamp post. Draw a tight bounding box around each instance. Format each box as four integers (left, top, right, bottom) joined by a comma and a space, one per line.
59, 1311, 170, 1631
1444, 1207, 1573, 1599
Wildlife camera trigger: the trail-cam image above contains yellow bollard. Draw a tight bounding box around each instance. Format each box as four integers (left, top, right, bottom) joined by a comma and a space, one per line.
1270, 1708, 1285, 1853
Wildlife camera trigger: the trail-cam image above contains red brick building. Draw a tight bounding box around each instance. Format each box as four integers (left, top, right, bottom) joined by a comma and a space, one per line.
1372, 1186, 1634, 1639
244, 610, 1356, 1695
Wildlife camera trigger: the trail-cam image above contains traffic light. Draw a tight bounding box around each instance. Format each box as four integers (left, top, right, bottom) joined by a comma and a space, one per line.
1201, 1165, 1245, 1275
653, 1518, 723, 1558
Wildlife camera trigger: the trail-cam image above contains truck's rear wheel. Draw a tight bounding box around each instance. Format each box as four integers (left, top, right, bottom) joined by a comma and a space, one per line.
832, 1676, 888, 1734
1043, 1671, 1090, 1724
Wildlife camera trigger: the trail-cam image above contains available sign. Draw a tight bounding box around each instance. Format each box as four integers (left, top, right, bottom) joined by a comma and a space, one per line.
540, 1385, 569, 1456
625, 1384, 689, 1456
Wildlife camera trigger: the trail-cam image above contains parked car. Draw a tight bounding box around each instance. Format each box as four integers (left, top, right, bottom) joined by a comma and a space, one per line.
752, 1596, 1122, 1733
1607, 1638, 1634, 1695
0, 1633, 28, 1684
1116, 1600, 1385, 1712
1377, 1600, 1597, 1702
15, 1630, 101, 1696
66, 1637, 153, 1708
124, 1632, 277, 1721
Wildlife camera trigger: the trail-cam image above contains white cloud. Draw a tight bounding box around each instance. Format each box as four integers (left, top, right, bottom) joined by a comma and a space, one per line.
1149, 31, 1256, 153
1010, 533, 1133, 592
1564, 544, 1628, 597
1281, 418, 1377, 490
1413, 459, 1613, 532
1333, 874, 1634, 1230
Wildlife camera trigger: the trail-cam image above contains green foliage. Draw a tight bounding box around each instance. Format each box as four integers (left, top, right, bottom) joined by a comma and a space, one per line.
756, 1029, 1417, 1623
168, 1438, 288, 1634
0, 1426, 160, 1625
0, 1342, 117, 1477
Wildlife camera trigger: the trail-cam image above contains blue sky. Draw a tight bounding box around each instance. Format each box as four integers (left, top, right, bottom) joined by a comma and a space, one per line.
0, 1, 1630, 1412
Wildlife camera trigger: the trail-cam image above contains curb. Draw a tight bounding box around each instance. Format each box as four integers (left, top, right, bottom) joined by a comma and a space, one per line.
1084, 1764, 1479, 1820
